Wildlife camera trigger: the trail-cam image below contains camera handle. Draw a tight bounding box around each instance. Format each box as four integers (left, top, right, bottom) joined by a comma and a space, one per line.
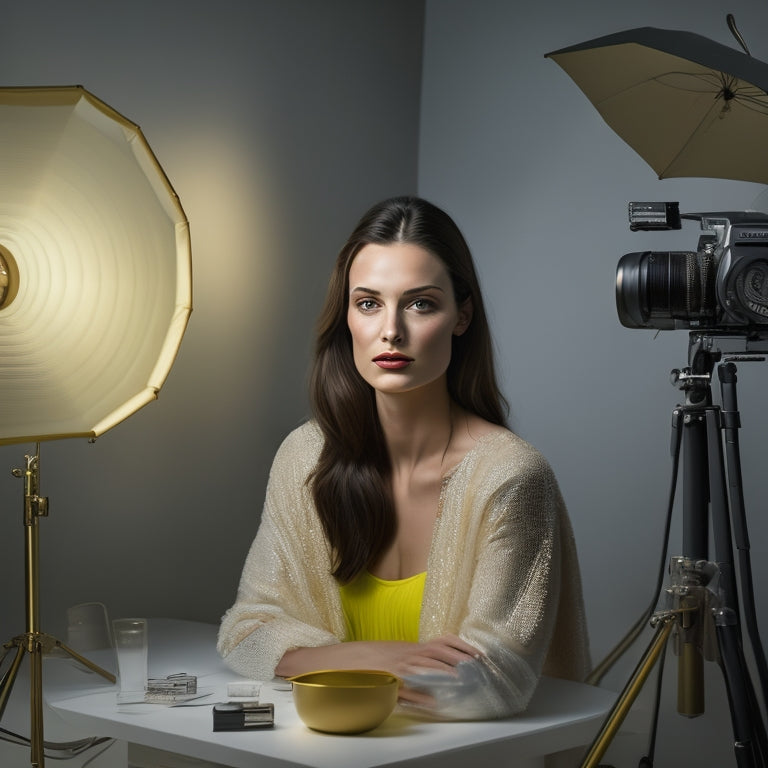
580, 348, 768, 768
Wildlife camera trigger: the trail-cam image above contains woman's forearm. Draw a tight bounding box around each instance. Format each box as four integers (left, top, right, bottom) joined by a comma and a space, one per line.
274, 640, 412, 678
274, 635, 480, 679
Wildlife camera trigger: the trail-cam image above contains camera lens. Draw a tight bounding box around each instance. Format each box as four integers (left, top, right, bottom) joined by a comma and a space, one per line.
731, 257, 768, 322
616, 251, 710, 329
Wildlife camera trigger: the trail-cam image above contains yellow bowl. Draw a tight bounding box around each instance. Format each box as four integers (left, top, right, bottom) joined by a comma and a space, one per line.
288, 670, 399, 734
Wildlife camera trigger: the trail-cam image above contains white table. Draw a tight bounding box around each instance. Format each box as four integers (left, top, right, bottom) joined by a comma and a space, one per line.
43, 619, 617, 768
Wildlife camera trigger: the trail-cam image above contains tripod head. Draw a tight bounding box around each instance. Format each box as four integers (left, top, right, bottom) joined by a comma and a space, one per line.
670, 331, 768, 405
687, 330, 768, 369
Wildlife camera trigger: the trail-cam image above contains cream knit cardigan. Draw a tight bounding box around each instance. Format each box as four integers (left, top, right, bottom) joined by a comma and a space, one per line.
218, 421, 590, 719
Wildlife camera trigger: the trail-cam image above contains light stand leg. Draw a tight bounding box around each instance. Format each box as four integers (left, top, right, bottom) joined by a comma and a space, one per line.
580, 614, 677, 768
0, 642, 26, 717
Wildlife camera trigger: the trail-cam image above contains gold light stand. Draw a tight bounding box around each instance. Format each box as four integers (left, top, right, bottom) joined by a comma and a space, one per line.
0, 86, 191, 768
0, 445, 115, 768
580, 560, 710, 768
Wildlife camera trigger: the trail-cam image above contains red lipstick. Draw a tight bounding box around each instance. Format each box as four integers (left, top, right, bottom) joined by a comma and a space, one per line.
373, 353, 413, 370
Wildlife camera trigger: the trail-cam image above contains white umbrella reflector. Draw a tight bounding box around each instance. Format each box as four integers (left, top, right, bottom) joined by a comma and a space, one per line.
546, 27, 768, 184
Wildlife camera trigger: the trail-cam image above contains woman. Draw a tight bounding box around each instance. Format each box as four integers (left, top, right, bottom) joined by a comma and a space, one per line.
218, 196, 590, 718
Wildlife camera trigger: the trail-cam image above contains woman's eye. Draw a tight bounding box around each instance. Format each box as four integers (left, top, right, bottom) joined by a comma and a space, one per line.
357, 299, 378, 311
411, 298, 435, 311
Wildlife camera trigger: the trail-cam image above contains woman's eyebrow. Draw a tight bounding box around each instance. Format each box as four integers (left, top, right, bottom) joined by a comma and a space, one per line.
349, 284, 445, 295
403, 285, 445, 295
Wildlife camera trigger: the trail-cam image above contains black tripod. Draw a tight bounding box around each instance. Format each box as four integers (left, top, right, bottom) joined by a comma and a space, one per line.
581, 332, 768, 767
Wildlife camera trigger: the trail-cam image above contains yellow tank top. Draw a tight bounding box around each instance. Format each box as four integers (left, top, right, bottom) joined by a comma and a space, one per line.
339, 570, 426, 643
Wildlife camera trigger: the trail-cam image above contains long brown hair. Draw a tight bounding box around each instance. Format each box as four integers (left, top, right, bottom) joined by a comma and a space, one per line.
309, 196, 508, 583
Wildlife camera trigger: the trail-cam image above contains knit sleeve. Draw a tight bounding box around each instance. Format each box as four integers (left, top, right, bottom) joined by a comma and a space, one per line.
216, 424, 343, 680
407, 441, 579, 719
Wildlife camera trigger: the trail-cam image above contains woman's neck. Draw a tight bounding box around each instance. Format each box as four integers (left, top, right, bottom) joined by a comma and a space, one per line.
375, 382, 455, 471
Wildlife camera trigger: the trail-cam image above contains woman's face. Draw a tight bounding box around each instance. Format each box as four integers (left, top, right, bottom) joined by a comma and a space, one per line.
346, 241, 471, 397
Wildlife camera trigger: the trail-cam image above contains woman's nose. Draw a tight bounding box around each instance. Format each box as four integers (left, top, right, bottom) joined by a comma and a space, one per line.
381, 309, 404, 344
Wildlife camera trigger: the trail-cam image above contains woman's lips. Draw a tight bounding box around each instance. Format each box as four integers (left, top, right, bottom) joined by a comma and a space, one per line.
373, 353, 413, 370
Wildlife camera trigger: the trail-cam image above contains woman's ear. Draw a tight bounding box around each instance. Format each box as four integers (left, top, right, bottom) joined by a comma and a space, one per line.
453, 298, 473, 336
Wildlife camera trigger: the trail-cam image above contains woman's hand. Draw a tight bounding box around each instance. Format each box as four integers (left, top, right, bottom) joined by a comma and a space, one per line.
386, 634, 480, 674
275, 634, 482, 707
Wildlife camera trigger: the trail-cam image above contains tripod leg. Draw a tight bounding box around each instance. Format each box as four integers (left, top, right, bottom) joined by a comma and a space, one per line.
580, 614, 676, 768
704, 405, 768, 767
718, 363, 768, 722
0, 640, 25, 719
716, 611, 766, 767
53, 639, 115, 683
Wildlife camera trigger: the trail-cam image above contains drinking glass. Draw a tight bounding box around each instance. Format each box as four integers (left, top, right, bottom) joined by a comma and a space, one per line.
112, 618, 147, 703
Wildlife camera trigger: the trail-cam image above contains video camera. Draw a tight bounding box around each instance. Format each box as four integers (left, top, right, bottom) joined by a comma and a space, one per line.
616, 202, 768, 331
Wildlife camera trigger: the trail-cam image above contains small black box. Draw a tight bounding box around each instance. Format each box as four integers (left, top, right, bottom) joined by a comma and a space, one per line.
213, 702, 274, 731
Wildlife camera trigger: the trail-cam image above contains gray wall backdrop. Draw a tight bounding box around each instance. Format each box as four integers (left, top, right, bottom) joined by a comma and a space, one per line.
1, 1, 767, 766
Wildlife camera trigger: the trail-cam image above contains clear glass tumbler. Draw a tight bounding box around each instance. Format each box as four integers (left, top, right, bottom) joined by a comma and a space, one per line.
112, 618, 148, 703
